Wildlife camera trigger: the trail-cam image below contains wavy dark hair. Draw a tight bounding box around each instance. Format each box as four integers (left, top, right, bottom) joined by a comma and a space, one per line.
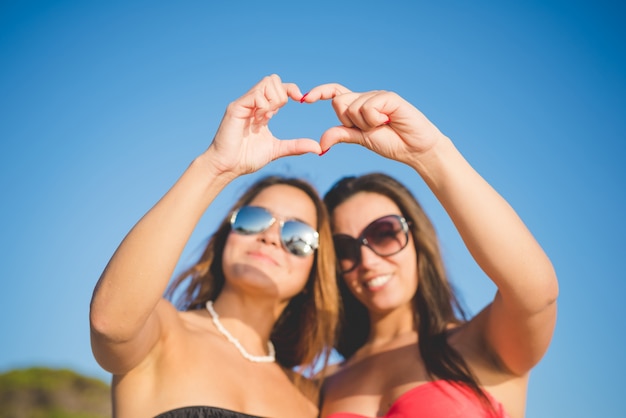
324, 172, 494, 409
165, 175, 339, 374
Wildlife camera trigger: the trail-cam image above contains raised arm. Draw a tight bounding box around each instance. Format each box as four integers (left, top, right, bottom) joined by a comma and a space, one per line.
305, 85, 558, 375
90, 75, 320, 375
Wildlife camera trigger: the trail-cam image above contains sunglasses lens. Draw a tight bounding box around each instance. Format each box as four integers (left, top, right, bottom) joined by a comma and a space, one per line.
281, 221, 319, 257
364, 215, 408, 256
333, 215, 409, 274
231, 206, 273, 235
232, 206, 318, 257
333, 235, 361, 273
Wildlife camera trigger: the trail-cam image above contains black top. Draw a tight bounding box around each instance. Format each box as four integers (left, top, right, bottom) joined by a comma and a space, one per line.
154, 406, 265, 418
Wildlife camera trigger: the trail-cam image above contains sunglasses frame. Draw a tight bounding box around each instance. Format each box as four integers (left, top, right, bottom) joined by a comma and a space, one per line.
229, 205, 319, 257
333, 214, 410, 273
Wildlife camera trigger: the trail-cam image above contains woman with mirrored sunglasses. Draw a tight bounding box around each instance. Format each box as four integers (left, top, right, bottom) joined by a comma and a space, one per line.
301, 85, 559, 418
89, 75, 339, 418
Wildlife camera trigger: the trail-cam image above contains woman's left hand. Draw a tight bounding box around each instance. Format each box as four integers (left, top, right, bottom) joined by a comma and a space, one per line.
302, 84, 447, 164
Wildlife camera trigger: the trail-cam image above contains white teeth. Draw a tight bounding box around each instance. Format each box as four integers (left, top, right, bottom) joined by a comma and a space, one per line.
365, 274, 391, 289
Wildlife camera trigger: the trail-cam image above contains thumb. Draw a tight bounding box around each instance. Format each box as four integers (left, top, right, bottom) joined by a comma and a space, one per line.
273, 138, 323, 159
319, 126, 363, 154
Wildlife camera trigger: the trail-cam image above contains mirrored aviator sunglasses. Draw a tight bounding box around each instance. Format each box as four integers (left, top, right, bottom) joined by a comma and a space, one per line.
333, 214, 410, 274
230, 205, 319, 257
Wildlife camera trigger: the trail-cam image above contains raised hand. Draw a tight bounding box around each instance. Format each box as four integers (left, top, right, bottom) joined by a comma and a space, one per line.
207, 75, 323, 176
301, 83, 446, 164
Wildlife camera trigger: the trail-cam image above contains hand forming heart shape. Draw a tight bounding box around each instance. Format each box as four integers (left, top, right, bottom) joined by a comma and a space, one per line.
205, 74, 446, 177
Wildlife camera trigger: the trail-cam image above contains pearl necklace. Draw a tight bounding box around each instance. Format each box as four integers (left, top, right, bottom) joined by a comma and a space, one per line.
205, 301, 276, 363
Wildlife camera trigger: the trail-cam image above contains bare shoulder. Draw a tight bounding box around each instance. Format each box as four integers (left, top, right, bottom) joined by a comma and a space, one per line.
176, 304, 211, 330
156, 300, 214, 334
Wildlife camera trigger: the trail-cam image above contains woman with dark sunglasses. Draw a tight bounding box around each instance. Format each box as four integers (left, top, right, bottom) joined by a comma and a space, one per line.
301, 85, 558, 418
89, 75, 338, 418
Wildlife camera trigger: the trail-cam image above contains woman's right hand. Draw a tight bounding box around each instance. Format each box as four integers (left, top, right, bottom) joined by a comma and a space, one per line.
206, 74, 322, 176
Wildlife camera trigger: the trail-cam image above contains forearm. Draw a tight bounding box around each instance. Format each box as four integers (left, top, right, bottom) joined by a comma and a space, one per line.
410, 136, 558, 313
90, 151, 237, 342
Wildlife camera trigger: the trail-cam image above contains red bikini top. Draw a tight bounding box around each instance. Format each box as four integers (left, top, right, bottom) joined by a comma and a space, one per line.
325, 380, 510, 418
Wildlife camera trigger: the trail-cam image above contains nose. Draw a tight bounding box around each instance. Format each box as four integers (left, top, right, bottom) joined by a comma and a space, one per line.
257, 221, 281, 247
358, 243, 383, 270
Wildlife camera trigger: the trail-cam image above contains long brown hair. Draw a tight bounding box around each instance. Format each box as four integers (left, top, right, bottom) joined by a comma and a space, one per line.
324, 172, 491, 405
165, 175, 339, 373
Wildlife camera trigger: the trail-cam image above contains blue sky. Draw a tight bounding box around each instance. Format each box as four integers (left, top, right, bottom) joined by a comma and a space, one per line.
1, 1, 624, 416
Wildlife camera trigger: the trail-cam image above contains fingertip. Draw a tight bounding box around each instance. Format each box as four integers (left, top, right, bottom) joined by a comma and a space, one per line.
284, 83, 304, 101
299, 92, 310, 103
278, 138, 323, 158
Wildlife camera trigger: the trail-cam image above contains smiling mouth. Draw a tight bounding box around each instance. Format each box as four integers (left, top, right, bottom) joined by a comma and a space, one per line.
364, 274, 391, 289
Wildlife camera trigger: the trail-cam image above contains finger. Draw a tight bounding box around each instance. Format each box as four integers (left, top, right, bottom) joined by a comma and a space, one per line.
273, 138, 323, 158
351, 92, 395, 129
331, 98, 356, 128
251, 89, 272, 121
300, 83, 352, 103
284, 82, 304, 102
340, 91, 380, 130
330, 91, 382, 129
337, 91, 401, 131
319, 126, 364, 152
264, 75, 286, 108
225, 81, 269, 120
330, 92, 367, 129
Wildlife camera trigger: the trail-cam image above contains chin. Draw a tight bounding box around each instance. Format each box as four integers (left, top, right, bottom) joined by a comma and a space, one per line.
226, 264, 281, 292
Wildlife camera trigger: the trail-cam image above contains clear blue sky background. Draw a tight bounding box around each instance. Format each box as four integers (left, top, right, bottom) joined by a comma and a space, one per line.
1, 1, 624, 416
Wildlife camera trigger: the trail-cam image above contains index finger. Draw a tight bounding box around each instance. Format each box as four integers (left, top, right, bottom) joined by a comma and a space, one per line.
300, 83, 353, 103
283, 82, 305, 102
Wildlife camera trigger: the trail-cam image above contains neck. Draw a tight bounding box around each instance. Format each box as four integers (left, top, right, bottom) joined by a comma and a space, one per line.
211, 291, 280, 349
206, 300, 276, 363
367, 304, 417, 348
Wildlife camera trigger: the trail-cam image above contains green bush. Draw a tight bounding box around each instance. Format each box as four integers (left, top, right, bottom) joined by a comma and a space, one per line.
0, 367, 111, 418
